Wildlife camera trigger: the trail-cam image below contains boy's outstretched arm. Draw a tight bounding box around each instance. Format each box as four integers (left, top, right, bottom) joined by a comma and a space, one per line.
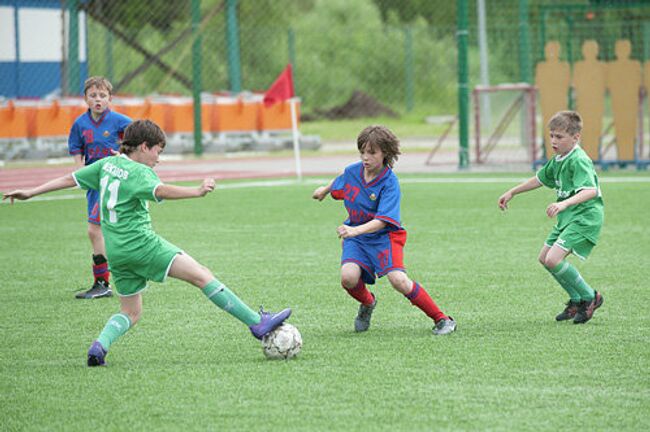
155, 178, 215, 200
2, 174, 77, 204
498, 176, 542, 210
312, 178, 335, 201
546, 188, 597, 218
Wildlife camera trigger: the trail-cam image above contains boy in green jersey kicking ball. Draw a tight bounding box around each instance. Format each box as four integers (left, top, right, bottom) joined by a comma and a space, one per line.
498, 111, 604, 324
3, 120, 291, 366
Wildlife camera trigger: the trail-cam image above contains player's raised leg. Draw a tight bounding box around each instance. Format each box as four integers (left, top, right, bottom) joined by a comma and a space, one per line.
386, 270, 455, 335
168, 253, 291, 339
341, 262, 376, 332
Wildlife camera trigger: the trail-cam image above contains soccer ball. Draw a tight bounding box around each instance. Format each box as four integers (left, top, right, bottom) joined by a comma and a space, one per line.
262, 323, 302, 360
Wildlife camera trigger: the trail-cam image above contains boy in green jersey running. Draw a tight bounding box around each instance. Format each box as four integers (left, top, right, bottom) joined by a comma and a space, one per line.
3, 120, 291, 366
498, 111, 604, 324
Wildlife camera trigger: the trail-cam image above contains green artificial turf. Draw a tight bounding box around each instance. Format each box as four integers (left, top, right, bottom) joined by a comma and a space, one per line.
1, 175, 648, 431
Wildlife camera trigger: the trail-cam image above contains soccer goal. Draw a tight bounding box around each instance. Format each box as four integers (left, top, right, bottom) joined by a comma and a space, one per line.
472, 83, 538, 168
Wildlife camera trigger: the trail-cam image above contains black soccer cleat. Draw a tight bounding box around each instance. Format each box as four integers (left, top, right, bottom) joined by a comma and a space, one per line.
556, 300, 580, 321
573, 291, 604, 324
75, 280, 113, 299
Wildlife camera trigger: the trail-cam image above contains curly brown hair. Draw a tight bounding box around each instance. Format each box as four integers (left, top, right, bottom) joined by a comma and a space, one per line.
356, 125, 401, 168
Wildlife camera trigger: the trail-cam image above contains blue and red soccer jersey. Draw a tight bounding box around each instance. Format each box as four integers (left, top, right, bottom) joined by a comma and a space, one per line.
68, 109, 132, 165
68, 109, 132, 224
331, 161, 406, 284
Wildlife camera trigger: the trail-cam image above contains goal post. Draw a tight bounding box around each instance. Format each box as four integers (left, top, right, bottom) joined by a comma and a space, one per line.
472, 83, 537, 168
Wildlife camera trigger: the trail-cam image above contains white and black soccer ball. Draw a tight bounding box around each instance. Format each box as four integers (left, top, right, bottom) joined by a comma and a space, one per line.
262, 323, 302, 360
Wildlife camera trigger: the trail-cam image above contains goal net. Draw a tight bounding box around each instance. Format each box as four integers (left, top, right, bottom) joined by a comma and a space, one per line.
472, 83, 538, 168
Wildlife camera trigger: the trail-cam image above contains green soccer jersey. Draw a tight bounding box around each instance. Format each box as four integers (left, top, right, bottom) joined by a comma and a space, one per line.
73, 154, 163, 265
536, 145, 604, 242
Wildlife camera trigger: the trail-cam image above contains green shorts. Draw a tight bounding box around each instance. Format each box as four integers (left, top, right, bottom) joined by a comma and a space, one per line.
545, 223, 597, 260
110, 237, 182, 297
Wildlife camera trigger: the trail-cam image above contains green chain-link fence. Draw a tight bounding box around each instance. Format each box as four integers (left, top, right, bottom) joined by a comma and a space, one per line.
2, 0, 650, 165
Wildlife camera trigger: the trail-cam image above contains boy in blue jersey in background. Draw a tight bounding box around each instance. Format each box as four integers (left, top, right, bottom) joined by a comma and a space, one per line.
313, 125, 456, 335
68, 76, 131, 299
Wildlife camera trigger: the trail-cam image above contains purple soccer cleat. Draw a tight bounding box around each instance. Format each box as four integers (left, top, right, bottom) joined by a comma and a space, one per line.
87, 340, 107, 367
249, 308, 292, 340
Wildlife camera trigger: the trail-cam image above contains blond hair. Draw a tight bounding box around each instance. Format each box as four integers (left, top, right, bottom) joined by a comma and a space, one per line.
83, 76, 113, 95
548, 111, 582, 135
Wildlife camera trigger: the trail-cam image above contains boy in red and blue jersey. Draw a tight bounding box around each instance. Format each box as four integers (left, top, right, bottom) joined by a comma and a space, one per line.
313, 125, 456, 335
68, 76, 131, 299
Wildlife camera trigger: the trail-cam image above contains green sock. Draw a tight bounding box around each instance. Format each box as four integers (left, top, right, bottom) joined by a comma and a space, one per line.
97, 313, 131, 351
550, 261, 595, 302
202, 279, 261, 326
546, 263, 580, 303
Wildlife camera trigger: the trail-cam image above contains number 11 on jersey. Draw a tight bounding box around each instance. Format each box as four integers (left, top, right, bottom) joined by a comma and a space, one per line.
100, 176, 120, 223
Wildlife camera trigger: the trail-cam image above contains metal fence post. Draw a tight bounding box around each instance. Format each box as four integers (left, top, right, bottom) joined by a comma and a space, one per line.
288, 27, 297, 96
67, 0, 80, 95
518, 0, 531, 84
519, 0, 532, 160
457, 0, 470, 169
192, 0, 203, 156
405, 26, 414, 112
226, 0, 241, 93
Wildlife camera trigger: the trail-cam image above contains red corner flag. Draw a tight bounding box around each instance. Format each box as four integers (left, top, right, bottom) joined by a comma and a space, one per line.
263, 64, 295, 107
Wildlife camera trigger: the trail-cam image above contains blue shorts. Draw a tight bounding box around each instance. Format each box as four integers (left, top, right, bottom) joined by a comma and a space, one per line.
341, 229, 407, 285
87, 189, 100, 225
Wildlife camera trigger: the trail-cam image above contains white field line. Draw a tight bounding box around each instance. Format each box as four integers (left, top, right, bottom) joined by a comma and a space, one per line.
2, 176, 649, 205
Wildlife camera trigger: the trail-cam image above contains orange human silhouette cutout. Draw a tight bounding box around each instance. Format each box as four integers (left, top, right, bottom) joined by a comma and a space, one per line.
535, 41, 570, 159
607, 39, 641, 161
573, 40, 606, 161
643, 59, 650, 160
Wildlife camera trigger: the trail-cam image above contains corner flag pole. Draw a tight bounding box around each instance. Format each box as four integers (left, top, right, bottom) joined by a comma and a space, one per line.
289, 97, 302, 181
263, 64, 301, 181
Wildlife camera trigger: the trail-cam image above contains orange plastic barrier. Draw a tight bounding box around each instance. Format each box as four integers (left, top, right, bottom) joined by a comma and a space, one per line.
113, 98, 168, 130
113, 99, 148, 120
211, 98, 258, 133
34, 100, 86, 138
0, 101, 35, 139
167, 100, 213, 134
257, 100, 299, 131
1, 95, 300, 140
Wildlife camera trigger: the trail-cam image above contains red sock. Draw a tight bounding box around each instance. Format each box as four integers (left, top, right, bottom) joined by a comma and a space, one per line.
406, 282, 447, 322
344, 279, 375, 306
92, 254, 110, 284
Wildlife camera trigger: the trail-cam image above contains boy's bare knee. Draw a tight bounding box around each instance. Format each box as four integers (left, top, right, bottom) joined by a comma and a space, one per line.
386, 272, 402, 286
387, 271, 410, 294
341, 277, 357, 290
543, 256, 561, 269
196, 266, 213, 287
340, 272, 360, 290
124, 310, 141, 326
